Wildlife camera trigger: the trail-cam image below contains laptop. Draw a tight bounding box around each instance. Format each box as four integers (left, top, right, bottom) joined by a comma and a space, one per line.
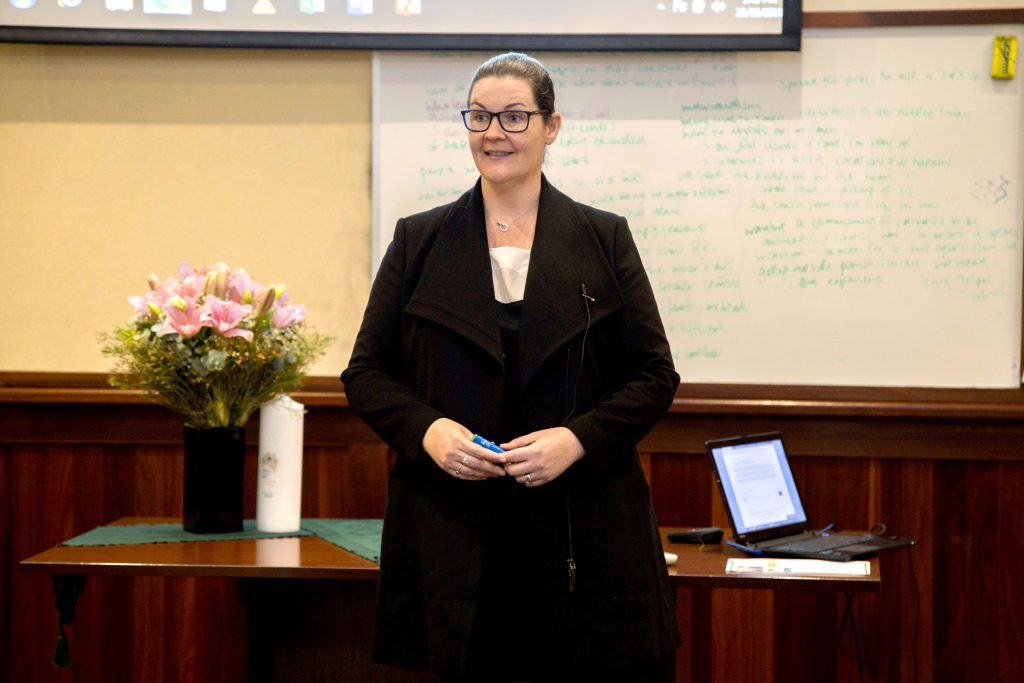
706, 432, 915, 562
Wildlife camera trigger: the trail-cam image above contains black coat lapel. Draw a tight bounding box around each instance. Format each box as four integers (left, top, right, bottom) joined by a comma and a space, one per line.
403, 177, 627, 387
518, 178, 625, 391
405, 182, 504, 366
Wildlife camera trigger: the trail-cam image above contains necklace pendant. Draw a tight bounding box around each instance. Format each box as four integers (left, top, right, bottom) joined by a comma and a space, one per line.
496, 221, 509, 232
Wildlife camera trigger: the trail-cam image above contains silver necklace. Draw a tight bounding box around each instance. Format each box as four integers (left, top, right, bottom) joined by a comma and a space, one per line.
496, 220, 510, 232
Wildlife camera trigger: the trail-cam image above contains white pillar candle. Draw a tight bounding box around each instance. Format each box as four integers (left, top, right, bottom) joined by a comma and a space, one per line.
256, 395, 304, 532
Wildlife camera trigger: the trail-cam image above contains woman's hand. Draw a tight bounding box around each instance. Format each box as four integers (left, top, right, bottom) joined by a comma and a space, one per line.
422, 418, 507, 480
501, 427, 585, 487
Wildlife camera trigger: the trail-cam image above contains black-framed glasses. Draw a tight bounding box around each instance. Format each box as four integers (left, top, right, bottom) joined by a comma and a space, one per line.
461, 109, 548, 133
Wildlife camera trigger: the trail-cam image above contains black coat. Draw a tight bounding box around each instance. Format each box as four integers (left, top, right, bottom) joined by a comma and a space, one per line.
341, 177, 681, 677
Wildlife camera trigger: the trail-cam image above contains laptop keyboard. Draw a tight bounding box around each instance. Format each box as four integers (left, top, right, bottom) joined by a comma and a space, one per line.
767, 534, 869, 553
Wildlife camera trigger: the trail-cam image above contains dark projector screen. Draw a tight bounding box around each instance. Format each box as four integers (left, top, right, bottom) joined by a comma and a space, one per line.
0, 0, 801, 50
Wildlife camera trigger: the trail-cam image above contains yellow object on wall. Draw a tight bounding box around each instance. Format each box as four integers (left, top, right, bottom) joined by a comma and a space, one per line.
993, 35, 1018, 79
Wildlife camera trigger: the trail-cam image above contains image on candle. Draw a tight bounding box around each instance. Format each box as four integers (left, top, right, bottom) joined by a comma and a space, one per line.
260, 452, 279, 495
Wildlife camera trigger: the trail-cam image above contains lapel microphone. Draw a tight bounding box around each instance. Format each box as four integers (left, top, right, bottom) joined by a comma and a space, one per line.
565, 284, 594, 424
565, 283, 596, 595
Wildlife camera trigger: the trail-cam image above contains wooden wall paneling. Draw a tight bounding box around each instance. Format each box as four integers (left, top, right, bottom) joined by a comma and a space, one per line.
6, 569, 56, 681
963, 461, 1005, 681
877, 458, 935, 683
648, 451, 713, 528
6, 442, 248, 682
996, 460, 1024, 679
710, 588, 773, 683
125, 576, 245, 683
854, 552, 918, 683
133, 576, 188, 681
787, 456, 872, 532
8, 444, 101, 681
805, 9, 1024, 29
303, 407, 386, 450
5, 375, 1024, 683
54, 573, 245, 683
674, 587, 712, 683
827, 458, 917, 683
656, 413, 1024, 463
709, 465, 730, 537
650, 451, 717, 682
127, 445, 184, 517
0, 443, 10, 683
932, 460, 970, 682
834, 590, 875, 683
305, 443, 390, 519
772, 589, 838, 682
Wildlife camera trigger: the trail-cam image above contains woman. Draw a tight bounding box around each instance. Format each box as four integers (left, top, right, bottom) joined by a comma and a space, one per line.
342, 52, 680, 682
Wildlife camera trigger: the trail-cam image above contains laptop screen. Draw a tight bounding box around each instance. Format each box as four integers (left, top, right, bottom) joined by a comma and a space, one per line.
707, 433, 808, 539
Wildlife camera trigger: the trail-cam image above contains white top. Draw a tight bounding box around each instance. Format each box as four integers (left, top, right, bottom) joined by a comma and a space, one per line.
489, 246, 531, 304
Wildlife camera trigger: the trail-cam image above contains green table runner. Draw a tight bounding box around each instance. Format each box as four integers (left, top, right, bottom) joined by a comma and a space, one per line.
301, 518, 383, 563
59, 518, 383, 563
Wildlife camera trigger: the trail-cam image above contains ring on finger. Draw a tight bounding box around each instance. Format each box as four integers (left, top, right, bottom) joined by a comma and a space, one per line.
455, 465, 463, 475
461, 453, 470, 466
525, 473, 533, 485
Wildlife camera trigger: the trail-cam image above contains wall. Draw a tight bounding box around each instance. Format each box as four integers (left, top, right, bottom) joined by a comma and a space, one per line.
1, 0, 1022, 378
3, 390, 1024, 682
0, 45, 371, 376
2, 7, 1023, 680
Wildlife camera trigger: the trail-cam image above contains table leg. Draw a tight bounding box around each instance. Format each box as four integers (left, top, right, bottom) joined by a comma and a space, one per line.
50, 574, 88, 668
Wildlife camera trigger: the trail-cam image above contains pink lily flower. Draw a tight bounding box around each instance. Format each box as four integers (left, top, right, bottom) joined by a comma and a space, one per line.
271, 302, 306, 329
230, 269, 258, 305
156, 295, 211, 338
128, 294, 163, 319
129, 272, 182, 319
202, 263, 231, 300
206, 296, 254, 341
175, 263, 207, 299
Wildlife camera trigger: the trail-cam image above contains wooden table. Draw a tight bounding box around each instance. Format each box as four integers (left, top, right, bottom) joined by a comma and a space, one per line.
21, 519, 879, 682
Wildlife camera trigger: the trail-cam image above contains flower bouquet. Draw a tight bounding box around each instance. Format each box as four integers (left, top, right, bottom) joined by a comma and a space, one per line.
102, 261, 331, 532
102, 261, 330, 428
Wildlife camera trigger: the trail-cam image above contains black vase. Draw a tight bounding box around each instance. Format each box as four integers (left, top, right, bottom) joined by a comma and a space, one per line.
182, 426, 245, 534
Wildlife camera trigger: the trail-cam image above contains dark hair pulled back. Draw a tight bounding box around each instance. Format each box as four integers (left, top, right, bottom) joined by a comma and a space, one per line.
467, 52, 555, 122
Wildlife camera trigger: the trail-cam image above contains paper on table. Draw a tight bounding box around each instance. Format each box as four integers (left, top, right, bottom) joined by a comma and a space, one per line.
257, 395, 304, 532
726, 558, 872, 576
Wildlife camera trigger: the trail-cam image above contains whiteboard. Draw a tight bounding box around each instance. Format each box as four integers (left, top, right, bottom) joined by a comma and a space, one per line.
372, 26, 1024, 388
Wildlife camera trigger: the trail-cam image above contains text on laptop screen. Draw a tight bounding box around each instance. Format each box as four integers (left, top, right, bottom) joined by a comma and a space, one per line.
711, 438, 807, 535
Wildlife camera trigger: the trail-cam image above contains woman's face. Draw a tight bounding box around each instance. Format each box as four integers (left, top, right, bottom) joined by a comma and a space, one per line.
467, 76, 561, 190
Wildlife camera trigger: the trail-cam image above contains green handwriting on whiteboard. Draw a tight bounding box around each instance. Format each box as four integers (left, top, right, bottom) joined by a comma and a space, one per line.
378, 33, 1022, 387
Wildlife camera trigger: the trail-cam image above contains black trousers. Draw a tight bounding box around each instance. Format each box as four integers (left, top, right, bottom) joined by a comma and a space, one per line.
451, 542, 673, 683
